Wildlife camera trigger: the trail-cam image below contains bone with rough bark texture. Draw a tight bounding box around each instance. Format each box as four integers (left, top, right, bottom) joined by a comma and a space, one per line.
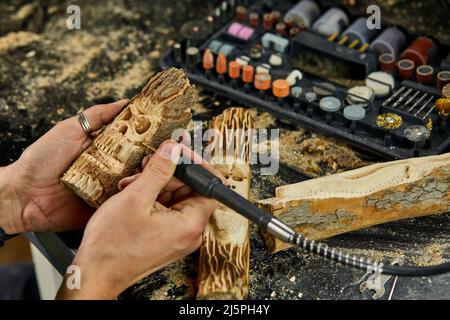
61, 68, 195, 207
197, 108, 253, 300
258, 153, 450, 253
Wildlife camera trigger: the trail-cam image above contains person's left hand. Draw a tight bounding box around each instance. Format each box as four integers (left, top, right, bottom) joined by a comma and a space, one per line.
1, 100, 128, 234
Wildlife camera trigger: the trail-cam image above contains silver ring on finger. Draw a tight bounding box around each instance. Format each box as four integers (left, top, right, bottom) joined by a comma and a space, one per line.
76, 111, 93, 136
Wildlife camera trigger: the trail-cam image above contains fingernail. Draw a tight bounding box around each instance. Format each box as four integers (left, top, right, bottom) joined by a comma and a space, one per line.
159, 141, 181, 163
118, 179, 126, 191
141, 156, 149, 168
112, 99, 129, 106
118, 174, 139, 190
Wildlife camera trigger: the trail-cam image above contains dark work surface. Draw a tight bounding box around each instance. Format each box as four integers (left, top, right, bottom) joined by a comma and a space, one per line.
120, 163, 450, 300
0, 262, 40, 300
0, 0, 449, 300
246, 165, 450, 300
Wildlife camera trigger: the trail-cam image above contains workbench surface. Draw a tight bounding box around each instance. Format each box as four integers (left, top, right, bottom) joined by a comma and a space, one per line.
0, 0, 449, 300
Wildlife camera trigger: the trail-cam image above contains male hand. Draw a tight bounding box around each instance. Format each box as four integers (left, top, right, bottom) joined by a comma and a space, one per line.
57, 141, 219, 299
0, 100, 128, 234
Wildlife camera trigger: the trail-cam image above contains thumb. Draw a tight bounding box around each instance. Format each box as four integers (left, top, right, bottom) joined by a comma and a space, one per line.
124, 141, 182, 206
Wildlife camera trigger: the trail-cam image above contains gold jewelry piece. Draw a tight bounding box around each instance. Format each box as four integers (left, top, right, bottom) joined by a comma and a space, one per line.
76, 111, 93, 136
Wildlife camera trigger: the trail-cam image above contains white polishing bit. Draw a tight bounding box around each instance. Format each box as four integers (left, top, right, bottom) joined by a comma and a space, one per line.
366, 71, 395, 97
286, 70, 303, 86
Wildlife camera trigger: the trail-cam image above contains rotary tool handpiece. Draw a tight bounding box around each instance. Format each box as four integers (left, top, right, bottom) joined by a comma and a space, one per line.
173, 162, 296, 242
173, 161, 450, 277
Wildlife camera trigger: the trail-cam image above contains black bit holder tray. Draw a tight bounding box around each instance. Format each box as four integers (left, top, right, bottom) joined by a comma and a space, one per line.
160, 0, 450, 160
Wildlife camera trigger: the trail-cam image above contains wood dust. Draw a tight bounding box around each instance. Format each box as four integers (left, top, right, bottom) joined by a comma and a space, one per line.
0, 31, 39, 53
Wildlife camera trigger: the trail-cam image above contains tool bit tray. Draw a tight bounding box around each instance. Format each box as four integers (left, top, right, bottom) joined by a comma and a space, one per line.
161, 0, 450, 159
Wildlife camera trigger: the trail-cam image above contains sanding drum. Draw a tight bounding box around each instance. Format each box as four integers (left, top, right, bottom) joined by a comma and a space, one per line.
437, 71, 450, 90
397, 59, 415, 80
400, 36, 436, 66
312, 7, 349, 37
342, 17, 377, 45
369, 27, 406, 58
379, 53, 396, 74
416, 65, 434, 85
284, 0, 321, 30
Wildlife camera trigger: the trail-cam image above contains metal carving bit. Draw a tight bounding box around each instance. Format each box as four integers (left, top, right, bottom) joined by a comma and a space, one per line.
388, 275, 399, 300
173, 43, 182, 65
404, 125, 431, 157
407, 92, 428, 113
221, 1, 228, 18
229, 0, 235, 10
414, 95, 434, 116
422, 103, 436, 119
376, 113, 403, 148
214, 7, 221, 24
400, 90, 420, 110
382, 86, 406, 106
392, 88, 413, 108
388, 258, 405, 300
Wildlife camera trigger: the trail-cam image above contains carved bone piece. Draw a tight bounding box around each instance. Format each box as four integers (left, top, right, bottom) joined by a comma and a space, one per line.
258, 153, 450, 253
196, 108, 253, 300
61, 68, 195, 207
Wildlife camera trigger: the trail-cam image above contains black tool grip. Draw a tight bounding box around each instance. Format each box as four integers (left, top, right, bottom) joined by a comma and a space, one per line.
174, 163, 272, 231
174, 163, 222, 197
173, 163, 450, 276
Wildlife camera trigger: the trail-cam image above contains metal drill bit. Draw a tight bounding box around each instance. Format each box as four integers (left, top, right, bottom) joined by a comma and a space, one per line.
392, 88, 413, 108
422, 103, 436, 119
214, 7, 221, 22
382, 86, 406, 107
407, 92, 428, 113
399, 90, 420, 110
388, 257, 404, 300
388, 275, 399, 300
414, 96, 434, 116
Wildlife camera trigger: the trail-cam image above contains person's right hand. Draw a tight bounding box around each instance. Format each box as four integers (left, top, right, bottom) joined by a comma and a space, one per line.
57, 141, 220, 300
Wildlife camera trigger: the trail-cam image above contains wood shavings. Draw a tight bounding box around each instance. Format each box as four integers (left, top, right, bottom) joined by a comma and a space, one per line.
87, 59, 153, 100
0, 31, 39, 53
278, 130, 371, 178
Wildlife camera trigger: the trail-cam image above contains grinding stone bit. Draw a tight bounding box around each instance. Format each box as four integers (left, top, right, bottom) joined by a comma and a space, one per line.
344, 104, 366, 121
313, 82, 336, 96
291, 86, 303, 98
305, 91, 317, 103
347, 86, 374, 105
366, 71, 395, 97
319, 96, 341, 112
